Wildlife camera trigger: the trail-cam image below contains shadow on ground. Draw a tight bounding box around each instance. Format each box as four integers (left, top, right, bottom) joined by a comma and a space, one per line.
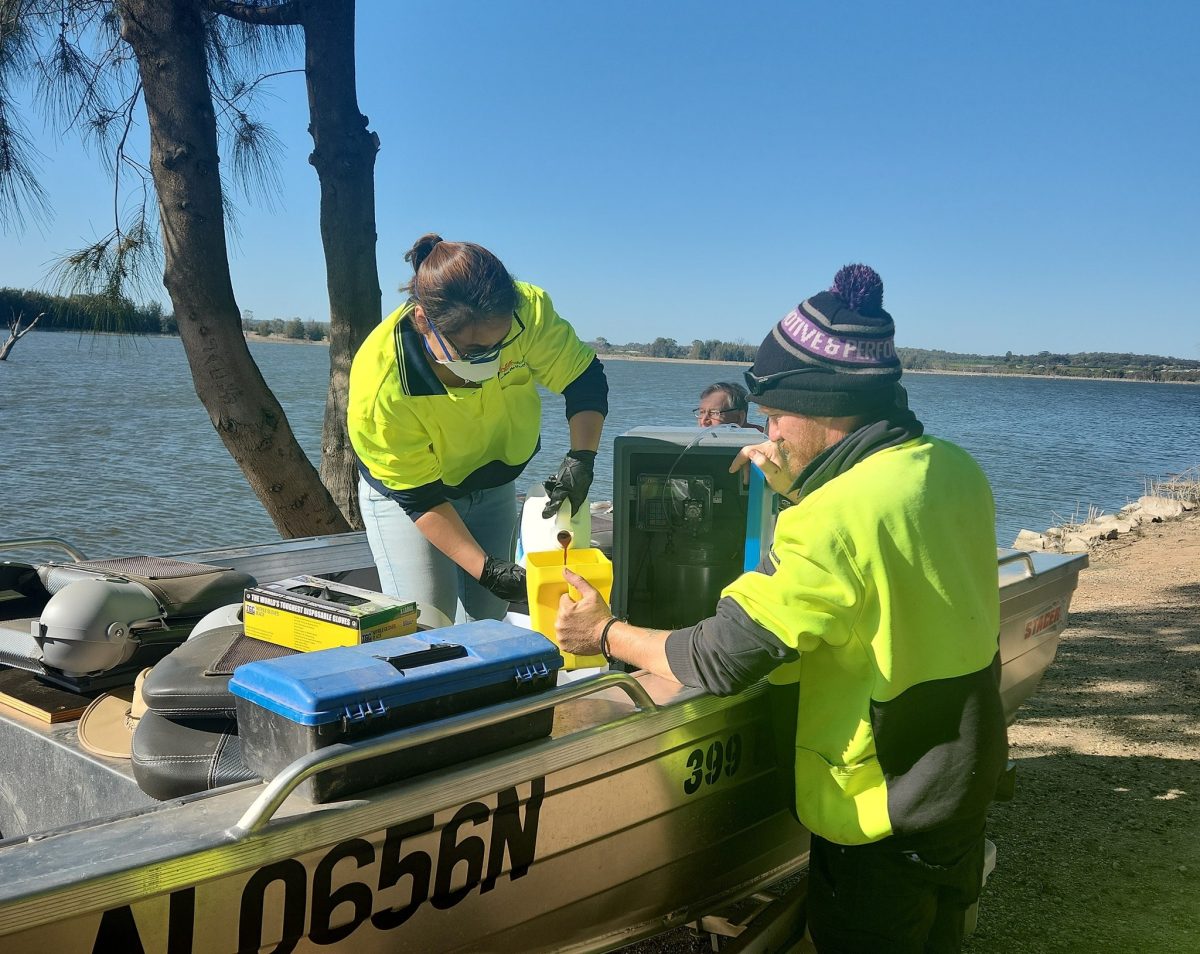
967, 754, 1199, 953
1009, 591, 1200, 753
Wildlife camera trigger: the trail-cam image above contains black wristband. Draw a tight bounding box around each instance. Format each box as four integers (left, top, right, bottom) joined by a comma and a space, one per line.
599, 616, 621, 664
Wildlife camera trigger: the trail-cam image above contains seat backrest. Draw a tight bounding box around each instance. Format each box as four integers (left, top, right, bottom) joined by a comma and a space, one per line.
38, 557, 255, 620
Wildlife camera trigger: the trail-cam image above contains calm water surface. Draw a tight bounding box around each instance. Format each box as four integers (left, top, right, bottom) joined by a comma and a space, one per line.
3, 331, 1197, 560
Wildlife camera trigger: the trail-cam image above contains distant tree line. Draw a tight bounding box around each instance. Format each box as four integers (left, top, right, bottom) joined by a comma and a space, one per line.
242, 312, 328, 342
6, 284, 1195, 381
0, 288, 331, 344
590, 336, 759, 362
1, 287, 170, 335
586, 333, 1200, 382
897, 348, 1200, 383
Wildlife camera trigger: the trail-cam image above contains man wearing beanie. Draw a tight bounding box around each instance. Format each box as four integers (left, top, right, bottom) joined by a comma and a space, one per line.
557, 265, 1007, 953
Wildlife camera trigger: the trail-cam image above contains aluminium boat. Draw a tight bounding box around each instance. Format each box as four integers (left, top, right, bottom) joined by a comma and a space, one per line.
0, 530, 1086, 953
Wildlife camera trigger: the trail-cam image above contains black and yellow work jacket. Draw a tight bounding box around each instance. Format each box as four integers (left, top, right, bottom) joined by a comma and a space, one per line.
666, 436, 1007, 845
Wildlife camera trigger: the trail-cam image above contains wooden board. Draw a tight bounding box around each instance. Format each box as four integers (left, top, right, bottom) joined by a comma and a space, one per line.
0, 667, 95, 723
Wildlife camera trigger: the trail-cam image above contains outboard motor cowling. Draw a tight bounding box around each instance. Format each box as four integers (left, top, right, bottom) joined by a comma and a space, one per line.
35, 578, 163, 675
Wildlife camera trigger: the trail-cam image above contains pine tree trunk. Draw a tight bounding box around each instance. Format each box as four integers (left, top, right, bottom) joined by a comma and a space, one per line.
301, 0, 382, 530
118, 0, 349, 538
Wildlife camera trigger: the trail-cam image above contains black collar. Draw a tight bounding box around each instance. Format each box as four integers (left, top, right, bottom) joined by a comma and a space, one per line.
393, 304, 447, 397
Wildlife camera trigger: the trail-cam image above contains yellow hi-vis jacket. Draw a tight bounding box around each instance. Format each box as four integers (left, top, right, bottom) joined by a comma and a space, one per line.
348, 282, 602, 514
722, 436, 1006, 845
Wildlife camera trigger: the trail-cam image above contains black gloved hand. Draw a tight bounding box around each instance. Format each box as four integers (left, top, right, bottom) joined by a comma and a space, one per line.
542, 449, 596, 519
478, 556, 528, 603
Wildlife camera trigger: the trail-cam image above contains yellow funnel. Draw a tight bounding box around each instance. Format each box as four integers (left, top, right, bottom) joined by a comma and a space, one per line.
524, 548, 612, 669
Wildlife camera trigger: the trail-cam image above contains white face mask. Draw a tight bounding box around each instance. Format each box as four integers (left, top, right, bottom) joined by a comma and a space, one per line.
425, 323, 502, 382
436, 355, 500, 383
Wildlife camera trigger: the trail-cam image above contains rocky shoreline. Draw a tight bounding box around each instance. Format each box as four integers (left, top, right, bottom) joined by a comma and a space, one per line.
1010, 470, 1199, 555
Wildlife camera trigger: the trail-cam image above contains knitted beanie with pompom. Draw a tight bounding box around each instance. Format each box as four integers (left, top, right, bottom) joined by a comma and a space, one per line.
745, 264, 902, 417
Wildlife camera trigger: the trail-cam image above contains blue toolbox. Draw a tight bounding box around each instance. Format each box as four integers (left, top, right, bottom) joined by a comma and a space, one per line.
229, 621, 563, 802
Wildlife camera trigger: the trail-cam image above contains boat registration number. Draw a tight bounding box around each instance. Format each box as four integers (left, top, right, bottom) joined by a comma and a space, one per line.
74, 778, 546, 953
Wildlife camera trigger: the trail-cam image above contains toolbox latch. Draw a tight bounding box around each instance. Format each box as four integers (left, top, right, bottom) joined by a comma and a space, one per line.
514, 660, 551, 684
342, 698, 387, 727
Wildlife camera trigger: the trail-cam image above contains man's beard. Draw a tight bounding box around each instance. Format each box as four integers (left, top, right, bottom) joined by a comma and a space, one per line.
777, 428, 830, 485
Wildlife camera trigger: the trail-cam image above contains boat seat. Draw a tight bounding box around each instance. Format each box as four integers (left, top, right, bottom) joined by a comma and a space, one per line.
132, 624, 290, 799
132, 710, 253, 799
35, 556, 255, 618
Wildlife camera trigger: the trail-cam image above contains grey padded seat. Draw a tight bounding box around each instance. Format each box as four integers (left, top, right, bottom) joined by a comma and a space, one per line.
132, 624, 292, 799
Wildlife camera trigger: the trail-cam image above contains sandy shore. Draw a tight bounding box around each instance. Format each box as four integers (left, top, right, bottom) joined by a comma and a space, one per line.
966, 509, 1200, 952
244, 331, 328, 347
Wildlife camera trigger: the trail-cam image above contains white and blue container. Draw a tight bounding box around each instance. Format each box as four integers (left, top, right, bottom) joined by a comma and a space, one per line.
515, 479, 591, 568
229, 621, 563, 802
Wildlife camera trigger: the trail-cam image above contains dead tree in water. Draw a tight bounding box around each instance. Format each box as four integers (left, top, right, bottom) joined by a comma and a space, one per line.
0, 311, 43, 361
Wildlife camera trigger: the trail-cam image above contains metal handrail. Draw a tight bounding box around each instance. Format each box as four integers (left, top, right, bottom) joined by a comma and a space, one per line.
231, 670, 658, 837
0, 537, 88, 562
997, 549, 1035, 579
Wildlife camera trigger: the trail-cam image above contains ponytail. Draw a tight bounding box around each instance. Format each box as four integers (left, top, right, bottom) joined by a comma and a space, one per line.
404, 233, 443, 286
401, 233, 518, 334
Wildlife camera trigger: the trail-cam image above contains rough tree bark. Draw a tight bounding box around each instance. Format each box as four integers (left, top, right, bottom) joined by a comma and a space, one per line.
117, 0, 349, 537
301, 0, 381, 529
209, 0, 383, 529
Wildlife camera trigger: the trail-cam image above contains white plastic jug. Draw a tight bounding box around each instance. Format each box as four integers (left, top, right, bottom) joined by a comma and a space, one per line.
517, 481, 591, 568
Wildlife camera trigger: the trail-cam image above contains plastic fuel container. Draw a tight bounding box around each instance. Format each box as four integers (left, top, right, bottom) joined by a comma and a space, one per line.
524, 548, 612, 669
516, 481, 591, 567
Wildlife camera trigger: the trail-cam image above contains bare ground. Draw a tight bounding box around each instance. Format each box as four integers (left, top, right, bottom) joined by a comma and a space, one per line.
966, 511, 1200, 953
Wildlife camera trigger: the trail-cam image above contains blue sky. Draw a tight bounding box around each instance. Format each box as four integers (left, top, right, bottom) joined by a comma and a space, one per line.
4, 1, 1198, 356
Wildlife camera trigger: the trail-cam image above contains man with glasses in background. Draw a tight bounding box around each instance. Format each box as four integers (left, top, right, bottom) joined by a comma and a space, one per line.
694, 381, 764, 431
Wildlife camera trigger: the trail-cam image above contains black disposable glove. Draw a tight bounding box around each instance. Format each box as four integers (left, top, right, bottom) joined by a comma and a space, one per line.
542, 449, 596, 519
478, 556, 528, 603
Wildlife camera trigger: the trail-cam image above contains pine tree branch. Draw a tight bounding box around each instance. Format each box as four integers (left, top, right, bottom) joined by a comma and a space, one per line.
205, 1, 301, 27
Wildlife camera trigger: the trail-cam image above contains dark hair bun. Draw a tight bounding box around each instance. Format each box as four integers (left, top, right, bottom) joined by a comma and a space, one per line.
405, 233, 444, 273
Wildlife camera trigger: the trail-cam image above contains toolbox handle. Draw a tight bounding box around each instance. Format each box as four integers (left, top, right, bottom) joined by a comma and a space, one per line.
231, 670, 658, 836
378, 641, 467, 670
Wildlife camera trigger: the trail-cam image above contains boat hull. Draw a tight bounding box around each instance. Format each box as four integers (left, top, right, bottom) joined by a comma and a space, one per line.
1, 678, 808, 953
0, 535, 1086, 953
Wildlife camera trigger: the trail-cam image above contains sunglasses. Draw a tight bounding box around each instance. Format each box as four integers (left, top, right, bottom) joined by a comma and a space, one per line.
430, 312, 525, 364
743, 365, 824, 396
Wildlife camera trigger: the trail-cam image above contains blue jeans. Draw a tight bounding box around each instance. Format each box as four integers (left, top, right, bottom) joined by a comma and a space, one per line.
358, 477, 518, 624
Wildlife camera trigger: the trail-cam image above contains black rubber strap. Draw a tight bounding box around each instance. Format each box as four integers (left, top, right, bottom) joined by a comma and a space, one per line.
599, 616, 622, 664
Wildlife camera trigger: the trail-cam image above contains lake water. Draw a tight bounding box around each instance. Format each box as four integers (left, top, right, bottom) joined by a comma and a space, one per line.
2, 331, 1198, 560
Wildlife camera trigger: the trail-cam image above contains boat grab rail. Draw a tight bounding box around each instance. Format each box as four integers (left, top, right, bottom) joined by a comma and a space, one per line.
997, 549, 1035, 579
231, 670, 657, 837
0, 537, 89, 562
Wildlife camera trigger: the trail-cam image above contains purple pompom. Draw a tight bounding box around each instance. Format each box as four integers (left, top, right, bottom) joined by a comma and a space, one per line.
830, 264, 884, 314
